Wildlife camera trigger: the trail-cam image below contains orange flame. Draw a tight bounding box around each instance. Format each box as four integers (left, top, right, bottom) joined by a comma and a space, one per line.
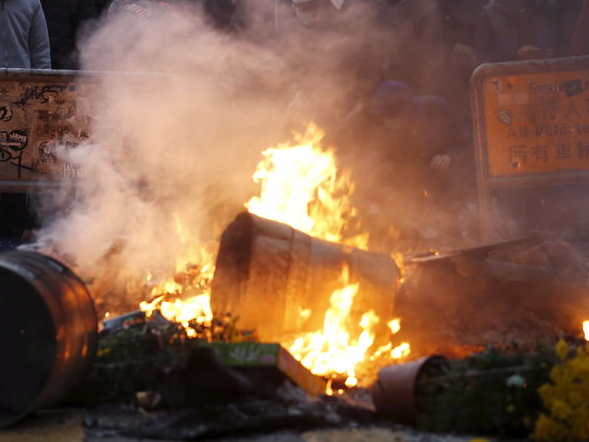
584, 320, 589, 341
287, 266, 380, 389
391, 342, 411, 359
245, 123, 409, 387
138, 123, 409, 386
388, 318, 401, 334
246, 123, 368, 250
139, 214, 215, 336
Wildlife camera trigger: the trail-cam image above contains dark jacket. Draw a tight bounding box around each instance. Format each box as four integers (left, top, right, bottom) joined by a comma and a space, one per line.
475, 0, 556, 63
0, 0, 51, 68
388, 0, 445, 94
41, 0, 98, 69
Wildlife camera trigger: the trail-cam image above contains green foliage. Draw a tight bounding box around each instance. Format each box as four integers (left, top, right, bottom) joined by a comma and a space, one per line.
416, 345, 557, 438
84, 312, 256, 402
88, 323, 180, 401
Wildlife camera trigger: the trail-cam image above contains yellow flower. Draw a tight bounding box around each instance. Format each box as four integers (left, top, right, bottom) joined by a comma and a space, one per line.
533, 413, 570, 442
534, 340, 589, 441
550, 399, 572, 420
556, 339, 569, 361
97, 347, 111, 357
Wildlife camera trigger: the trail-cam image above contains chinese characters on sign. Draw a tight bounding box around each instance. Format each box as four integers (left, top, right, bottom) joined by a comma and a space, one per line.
484, 74, 589, 176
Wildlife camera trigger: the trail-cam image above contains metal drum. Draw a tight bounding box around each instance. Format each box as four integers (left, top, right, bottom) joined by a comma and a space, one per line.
211, 212, 398, 341
0, 251, 97, 428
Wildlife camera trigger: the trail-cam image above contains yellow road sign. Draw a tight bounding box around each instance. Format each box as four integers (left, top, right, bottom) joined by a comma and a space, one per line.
483, 70, 589, 176
471, 57, 589, 240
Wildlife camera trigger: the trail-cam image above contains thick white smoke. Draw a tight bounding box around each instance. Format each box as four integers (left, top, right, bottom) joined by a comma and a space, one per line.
30, 1, 395, 313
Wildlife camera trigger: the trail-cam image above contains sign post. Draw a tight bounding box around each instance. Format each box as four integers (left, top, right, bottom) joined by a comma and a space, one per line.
471, 57, 589, 241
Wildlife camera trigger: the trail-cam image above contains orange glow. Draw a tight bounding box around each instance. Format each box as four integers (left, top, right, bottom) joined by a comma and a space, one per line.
245, 123, 368, 250
325, 379, 334, 396
244, 124, 410, 386
392, 251, 406, 284
137, 123, 409, 387
388, 318, 401, 334
139, 214, 215, 337
391, 342, 411, 359
286, 266, 378, 386
246, 123, 409, 387
584, 320, 589, 341
285, 269, 411, 385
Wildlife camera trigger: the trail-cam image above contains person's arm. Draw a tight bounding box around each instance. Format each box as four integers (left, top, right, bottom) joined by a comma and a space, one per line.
29, 3, 52, 69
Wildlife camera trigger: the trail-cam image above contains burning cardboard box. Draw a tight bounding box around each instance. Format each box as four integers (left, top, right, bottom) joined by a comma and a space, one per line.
211, 212, 399, 342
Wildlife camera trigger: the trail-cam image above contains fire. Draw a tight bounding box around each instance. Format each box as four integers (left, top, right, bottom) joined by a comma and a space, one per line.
391, 342, 411, 359
245, 123, 409, 387
138, 122, 409, 387
287, 266, 379, 389
141, 293, 213, 338
286, 266, 411, 390
139, 213, 215, 336
246, 123, 368, 250
392, 251, 406, 284
584, 320, 589, 341
388, 318, 401, 334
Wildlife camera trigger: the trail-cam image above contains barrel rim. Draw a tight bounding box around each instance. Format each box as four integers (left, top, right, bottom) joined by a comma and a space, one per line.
0, 250, 98, 429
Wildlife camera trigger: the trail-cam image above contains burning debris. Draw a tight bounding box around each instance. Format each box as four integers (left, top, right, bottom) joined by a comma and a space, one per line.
26, 117, 589, 401
96, 123, 412, 392
396, 237, 589, 357
74, 306, 383, 440
121, 122, 587, 395
3, 111, 589, 441
245, 123, 368, 250
212, 212, 408, 389
67, 115, 589, 440
4, 42, 589, 441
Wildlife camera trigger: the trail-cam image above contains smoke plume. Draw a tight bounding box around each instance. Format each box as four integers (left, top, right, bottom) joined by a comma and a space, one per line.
30, 0, 396, 313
